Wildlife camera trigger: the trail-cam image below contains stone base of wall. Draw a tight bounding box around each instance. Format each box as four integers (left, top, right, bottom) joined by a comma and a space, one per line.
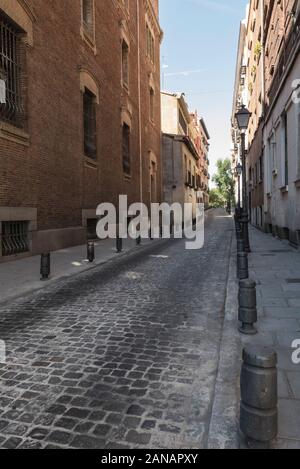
264, 223, 300, 249
31, 227, 86, 255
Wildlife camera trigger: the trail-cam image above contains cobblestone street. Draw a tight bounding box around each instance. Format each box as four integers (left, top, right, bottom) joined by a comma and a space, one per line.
0, 209, 233, 449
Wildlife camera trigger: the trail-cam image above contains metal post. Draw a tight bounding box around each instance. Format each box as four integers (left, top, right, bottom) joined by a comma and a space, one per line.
241, 132, 251, 252
40, 253, 50, 280
116, 236, 123, 253
87, 241, 95, 263
240, 346, 278, 448
238, 279, 257, 334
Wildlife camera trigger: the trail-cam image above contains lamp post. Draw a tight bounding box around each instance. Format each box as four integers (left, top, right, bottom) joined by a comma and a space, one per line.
236, 162, 243, 215
235, 105, 252, 253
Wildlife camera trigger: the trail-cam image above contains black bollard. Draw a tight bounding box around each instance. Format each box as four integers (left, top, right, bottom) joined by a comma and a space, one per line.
237, 237, 245, 252
87, 241, 95, 263
238, 279, 257, 335
40, 253, 50, 280
136, 235, 141, 246
237, 251, 248, 279
240, 346, 278, 448
116, 236, 123, 253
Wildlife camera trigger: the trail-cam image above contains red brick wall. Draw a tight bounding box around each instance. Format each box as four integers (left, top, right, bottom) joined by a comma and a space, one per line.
0, 0, 162, 248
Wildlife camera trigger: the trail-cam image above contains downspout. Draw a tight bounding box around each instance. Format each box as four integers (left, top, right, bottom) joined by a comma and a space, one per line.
137, 0, 143, 205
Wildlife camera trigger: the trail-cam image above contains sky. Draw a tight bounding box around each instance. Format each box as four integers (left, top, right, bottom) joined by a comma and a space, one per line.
159, 0, 248, 180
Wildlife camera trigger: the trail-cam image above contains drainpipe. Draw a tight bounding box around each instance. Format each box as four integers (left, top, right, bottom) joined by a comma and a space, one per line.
137, 0, 143, 206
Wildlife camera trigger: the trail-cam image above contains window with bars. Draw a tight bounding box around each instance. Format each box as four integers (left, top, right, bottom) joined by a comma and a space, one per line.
122, 40, 129, 89
83, 88, 97, 159
1, 221, 29, 257
0, 12, 25, 128
82, 0, 94, 36
122, 123, 131, 175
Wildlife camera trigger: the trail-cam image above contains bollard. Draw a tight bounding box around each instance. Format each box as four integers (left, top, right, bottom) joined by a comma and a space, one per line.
116, 236, 123, 253
240, 346, 278, 448
237, 237, 245, 252
87, 241, 95, 263
238, 279, 257, 335
136, 235, 141, 246
40, 253, 50, 280
237, 251, 248, 279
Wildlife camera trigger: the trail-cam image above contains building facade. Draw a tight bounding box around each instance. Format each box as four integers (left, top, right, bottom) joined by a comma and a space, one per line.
161, 91, 210, 217
232, 0, 300, 247
0, 0, 162, 261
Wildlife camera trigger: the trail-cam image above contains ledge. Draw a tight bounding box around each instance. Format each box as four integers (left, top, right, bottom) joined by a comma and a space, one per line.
294, 179, 300, 189
280, 185, 289, 194
0, 122, 30, 146
84, 157, 98, 169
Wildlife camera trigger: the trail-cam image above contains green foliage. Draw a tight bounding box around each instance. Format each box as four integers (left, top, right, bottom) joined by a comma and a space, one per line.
209, 188, 226, 208
212, 159, 235, 211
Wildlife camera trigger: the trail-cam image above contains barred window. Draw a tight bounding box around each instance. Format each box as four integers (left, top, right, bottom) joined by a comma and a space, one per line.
83, 88, 97, 159
0, 12, 25, 128
82, 0, 94, 36
1, 221, 29, 257
122, 123, 131, 175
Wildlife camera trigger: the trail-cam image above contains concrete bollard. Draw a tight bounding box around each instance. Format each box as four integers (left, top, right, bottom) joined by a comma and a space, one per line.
116, 236, 123, 253
40, 253, 50, 280
87, 241, 95, 263
238, 279, 257, 335
240, 346, 278, 448
237, 252, 248, 279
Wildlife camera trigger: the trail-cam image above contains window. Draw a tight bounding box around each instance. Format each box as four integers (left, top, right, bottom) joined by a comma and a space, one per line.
122, 123, 131, 175
83, 88, 97, 159
0, 13, 25, 128
146, 23, 155, 63
149, 87, 154, 121
283, 113, 289, 186
1, 221, 29, 256
82, 0, 94, 36
122, 40, 129, 89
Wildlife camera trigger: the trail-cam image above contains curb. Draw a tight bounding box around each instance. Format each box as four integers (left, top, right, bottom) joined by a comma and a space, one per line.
207, 222, 242, 449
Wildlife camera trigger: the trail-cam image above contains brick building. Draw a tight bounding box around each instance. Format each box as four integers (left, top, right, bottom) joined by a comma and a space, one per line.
0, 0, 162, 261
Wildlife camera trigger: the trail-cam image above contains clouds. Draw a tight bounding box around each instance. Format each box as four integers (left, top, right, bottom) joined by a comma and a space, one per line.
185, 0, 241, 15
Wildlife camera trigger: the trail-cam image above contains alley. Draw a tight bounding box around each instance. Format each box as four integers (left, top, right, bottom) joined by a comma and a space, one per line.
0, 209, 233, 449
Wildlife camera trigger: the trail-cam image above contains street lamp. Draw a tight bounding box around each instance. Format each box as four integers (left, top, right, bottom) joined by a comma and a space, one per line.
235, 105, 251, 252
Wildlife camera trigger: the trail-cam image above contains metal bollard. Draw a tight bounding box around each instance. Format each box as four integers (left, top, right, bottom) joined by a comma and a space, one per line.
238, 279, 257, 335
116, 236, 123, 253
87, 241, 95, 263
240, 346, 278, 448
237, 251, 248, 279
136, 235, 141, 246
40, 253, 50, 280
237, 237, 245, 252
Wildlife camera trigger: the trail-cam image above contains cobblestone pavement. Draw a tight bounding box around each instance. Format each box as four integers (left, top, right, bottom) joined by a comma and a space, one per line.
0, 209, 233, 449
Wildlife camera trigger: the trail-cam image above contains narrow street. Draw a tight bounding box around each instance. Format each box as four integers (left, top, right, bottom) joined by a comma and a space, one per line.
0, 209, 233, 449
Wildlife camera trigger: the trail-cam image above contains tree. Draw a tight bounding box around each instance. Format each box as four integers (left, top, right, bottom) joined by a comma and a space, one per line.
212, 159, 235, 213
209, 188, 226, 208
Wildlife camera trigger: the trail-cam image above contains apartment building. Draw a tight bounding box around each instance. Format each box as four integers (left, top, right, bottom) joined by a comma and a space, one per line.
161, 92, 210, 216
0, 0, 162, 261
232, 0, 300, 246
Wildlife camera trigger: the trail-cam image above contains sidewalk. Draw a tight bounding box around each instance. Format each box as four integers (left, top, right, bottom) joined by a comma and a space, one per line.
241, 227, 300, 449
0, 237, 158, 305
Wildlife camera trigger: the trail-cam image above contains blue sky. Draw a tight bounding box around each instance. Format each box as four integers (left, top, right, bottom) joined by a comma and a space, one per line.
159, 0, 247, 179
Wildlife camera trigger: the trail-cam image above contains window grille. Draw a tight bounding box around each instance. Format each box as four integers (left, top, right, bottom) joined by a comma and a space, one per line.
122, 123, 131, 175
1, 221, 29, 256
0, 13, 25, 128
83, 88, 97, 159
